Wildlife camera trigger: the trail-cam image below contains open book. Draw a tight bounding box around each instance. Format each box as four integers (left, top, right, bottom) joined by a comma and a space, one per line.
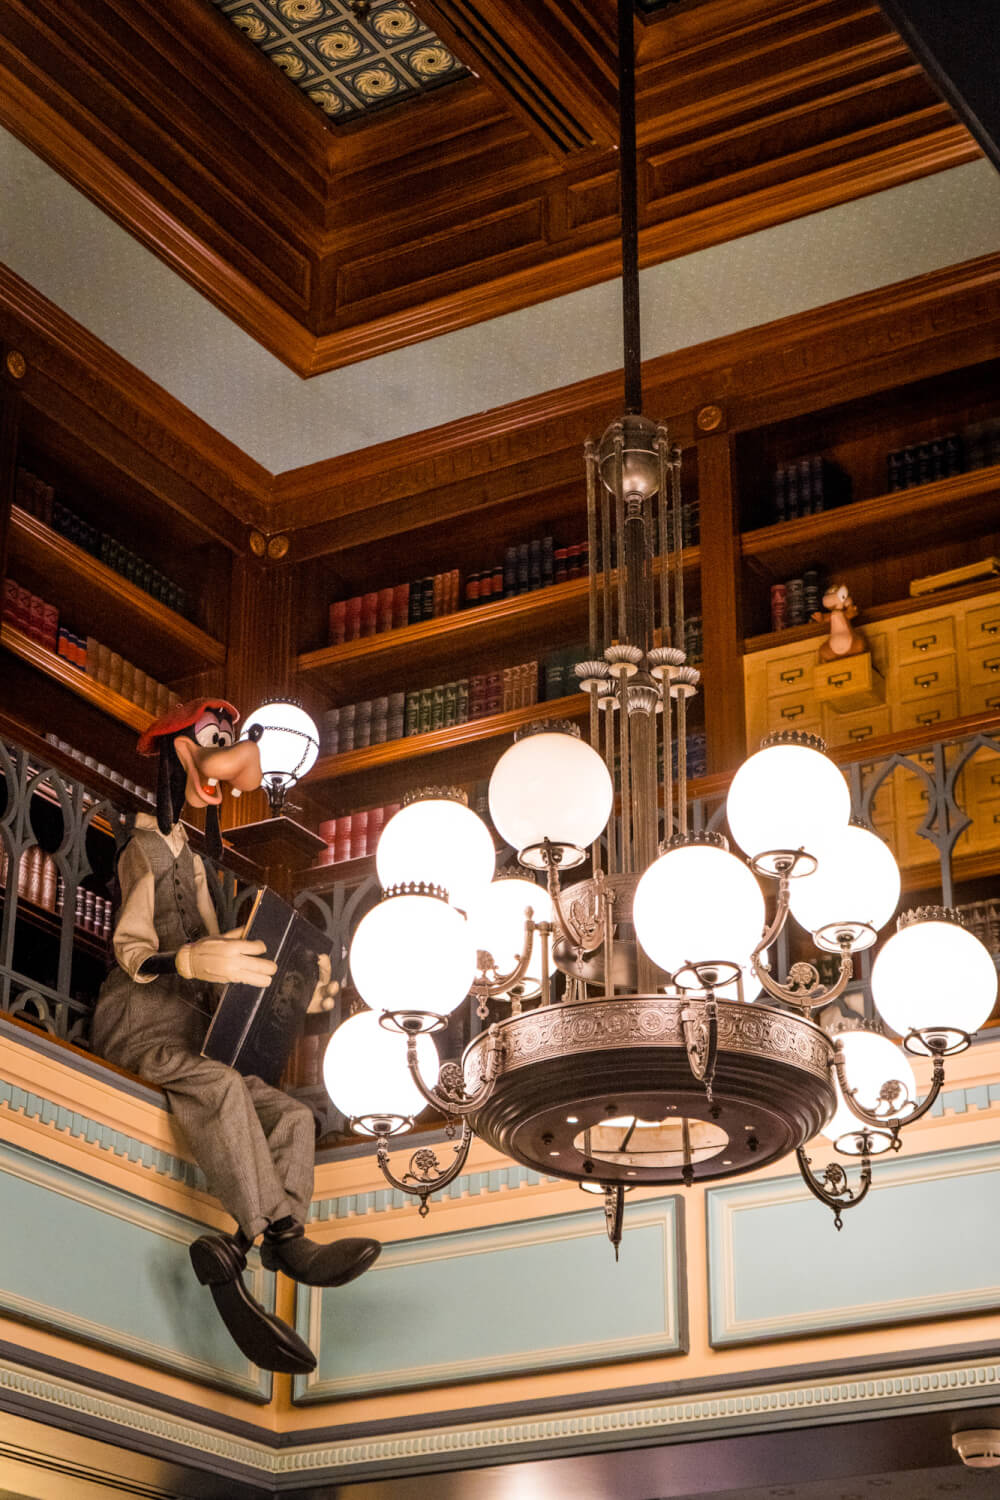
201, 888, 330, 1087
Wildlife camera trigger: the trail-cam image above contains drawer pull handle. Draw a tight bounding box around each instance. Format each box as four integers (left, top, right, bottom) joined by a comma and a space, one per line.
781, 704, 805, 720
988, 697, 1000, 710
913, 635, 937, 652
985, 622, 1000, 636
987, 658, 1000, 674
914, 672, 938, 689
779, 667, 804, 684
828, 671, 851, 688
849, 726, 873, 741
917, 710, 942, 725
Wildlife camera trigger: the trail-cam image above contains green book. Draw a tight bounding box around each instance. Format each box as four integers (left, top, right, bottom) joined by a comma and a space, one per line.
418, 688, 433, 735
431, 683, 445, 732
443, 681, 458, 728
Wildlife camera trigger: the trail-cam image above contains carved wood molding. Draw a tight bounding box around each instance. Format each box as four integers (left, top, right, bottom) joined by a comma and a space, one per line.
0, 0, 976, 375
273, 253, 1000, 556
0, 266, 271, 546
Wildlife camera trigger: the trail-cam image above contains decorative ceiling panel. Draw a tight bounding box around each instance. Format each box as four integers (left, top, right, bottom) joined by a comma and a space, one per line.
210, 0, 468, 121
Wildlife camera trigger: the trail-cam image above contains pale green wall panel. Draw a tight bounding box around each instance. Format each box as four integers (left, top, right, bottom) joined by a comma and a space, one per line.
294, 1195, 685, 1401
0, 1139, 271, 1398
707, 1141, 1000, 1346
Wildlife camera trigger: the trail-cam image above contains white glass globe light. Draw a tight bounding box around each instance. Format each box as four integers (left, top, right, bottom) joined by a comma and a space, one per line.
242, 700, 319, 787
821, 1030, 916, 1149
726, 740, 850, 861
871, 916, 998, 1039
350, 894, 477, 1016
323, 1010, 438, 1124
488, 730, 613, 860
633, 842, 766, 978
788, 824, 901, 944
376, 796, 495, 912
466, 877, 556, 993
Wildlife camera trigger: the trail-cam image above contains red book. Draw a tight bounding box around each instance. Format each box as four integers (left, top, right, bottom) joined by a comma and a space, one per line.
42, 603, 59, 651
392, 582, 410, 629
28, 595, 46, 645
449, 568, 460, 613
351, 809, 369, 859
328, 599, 347, 645
486, 671, 503, 715
360, 592, 378, 637
432, 574, 443, 617
333, 815, 352, 864
345, 595, 363, 642
377, 587, 394, 634
15, 585, 31, 633
40, 855, 57, 912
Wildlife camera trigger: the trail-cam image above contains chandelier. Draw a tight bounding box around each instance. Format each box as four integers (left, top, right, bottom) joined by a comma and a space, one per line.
320, 0, 998, 1249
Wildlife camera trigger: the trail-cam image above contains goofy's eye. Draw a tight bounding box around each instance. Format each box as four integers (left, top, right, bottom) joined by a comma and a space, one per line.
193, 714, 235, 749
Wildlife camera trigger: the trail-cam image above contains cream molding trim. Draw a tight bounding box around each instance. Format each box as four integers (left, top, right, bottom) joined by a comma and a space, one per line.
4, 1352, 1000, 1481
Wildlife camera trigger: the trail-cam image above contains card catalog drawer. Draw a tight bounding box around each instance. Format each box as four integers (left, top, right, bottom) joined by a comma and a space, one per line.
898, 655, 958, 703
966, 600, 1000, 649
897, 614, 955, 665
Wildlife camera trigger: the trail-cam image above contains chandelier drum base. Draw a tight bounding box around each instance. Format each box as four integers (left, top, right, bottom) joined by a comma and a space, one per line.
463, 996, 836, 1186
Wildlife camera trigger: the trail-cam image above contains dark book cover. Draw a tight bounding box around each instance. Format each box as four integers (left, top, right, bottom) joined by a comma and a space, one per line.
201, 889, 330, 1087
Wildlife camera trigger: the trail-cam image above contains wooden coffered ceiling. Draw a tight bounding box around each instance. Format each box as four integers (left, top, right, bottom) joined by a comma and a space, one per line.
0, 0, 978, 379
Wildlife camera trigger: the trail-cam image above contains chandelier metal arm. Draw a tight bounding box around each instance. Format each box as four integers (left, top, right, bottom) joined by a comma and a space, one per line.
375, 1121, 474, 1217
405, 1025, 503, 1117
681, 992, 719, 1102
751, 944, 854, 1012
795, 1146, 873, 1230
544, 846, 612, 954
833, 1041, 947, 1133
472, 911, 539, 1007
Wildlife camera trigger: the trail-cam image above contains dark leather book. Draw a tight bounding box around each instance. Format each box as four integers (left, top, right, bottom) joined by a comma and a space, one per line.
201, 889, 330, 1087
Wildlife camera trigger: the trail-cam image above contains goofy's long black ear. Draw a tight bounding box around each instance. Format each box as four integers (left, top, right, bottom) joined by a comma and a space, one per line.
156, 742, 175, 836
204, 803, 223, 863
157, 735, 189, 835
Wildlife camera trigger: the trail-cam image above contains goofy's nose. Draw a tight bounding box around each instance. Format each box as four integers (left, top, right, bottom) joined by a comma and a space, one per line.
198, 738, 262, 791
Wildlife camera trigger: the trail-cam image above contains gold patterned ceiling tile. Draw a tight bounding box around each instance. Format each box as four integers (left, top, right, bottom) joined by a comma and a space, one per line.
210, 0, 467, 121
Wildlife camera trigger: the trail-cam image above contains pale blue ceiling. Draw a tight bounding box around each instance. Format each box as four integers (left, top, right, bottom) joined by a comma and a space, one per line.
1, 126, 998, 476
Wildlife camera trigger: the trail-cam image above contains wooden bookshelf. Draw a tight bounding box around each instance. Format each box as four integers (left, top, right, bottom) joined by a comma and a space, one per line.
297, 552, 701, 702
7, 508, 226, 679
1, 625, 155, 733
741, 465, 1000, 580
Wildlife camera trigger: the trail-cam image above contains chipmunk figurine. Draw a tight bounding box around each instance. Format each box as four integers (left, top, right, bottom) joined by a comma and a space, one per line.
813, 583, 867, 663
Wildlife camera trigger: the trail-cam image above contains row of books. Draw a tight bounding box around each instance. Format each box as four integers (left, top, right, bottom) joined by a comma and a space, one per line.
44, 735, 155, 802
320, 664, 541, 754
2, 579, 59, 649
0, 846, 113, 940
887, 432, 971, 491
316, 803, 402, 865
769, 570, 824, 631
328, 575, 459, 644
83, 642, 181, 717
4, 575, 181, 715
766, 457, 851, 525
16, 468, 190, 618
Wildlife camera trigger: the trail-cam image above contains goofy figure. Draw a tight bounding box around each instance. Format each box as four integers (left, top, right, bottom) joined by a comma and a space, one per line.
91, 699, 379, 1374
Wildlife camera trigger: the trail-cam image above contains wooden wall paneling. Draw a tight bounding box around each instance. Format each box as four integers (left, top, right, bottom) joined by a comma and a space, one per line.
0, 0, 327, 318
0, 0, 979, 375
413, 0, 618, 155
0, 359, 21, 584
222, 553, 300, 836
695, 427, 746, 773
271, 258, 1000, 556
